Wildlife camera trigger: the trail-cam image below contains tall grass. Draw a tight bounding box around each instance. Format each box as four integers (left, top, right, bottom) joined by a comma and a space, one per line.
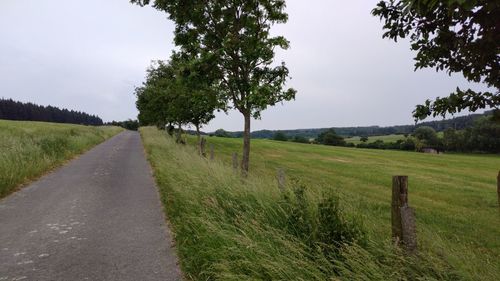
0, 120, 122, 197
141, 127, 483, 280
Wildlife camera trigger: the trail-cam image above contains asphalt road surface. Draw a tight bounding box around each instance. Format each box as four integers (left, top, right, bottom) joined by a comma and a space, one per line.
0, 131, 181, 281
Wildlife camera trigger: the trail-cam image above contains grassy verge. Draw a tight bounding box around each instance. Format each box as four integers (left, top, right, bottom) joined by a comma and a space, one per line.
141, 126, 500, 280
0, 120, 123, 198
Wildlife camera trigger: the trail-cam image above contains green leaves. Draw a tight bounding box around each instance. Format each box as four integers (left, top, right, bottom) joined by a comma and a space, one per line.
133, 0, 296, 117
135, 54, 220, 130
373, 0, 499, 120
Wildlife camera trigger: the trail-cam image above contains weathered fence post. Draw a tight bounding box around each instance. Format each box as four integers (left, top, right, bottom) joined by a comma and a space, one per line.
392, 175, 417, 253
277, 168, 286, 191
209, 144, 214, 161
232, 153, 238, 172
199, 137, 207, 157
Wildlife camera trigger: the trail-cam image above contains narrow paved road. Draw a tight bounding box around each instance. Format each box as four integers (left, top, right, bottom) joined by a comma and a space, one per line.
0, 131, 181, 281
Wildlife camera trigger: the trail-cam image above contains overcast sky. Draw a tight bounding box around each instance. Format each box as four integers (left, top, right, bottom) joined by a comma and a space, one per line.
0, 0, 489, 131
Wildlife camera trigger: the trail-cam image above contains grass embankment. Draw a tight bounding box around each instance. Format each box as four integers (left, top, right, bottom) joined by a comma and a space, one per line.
0, 120, 122, 198
141, 127, 500, 280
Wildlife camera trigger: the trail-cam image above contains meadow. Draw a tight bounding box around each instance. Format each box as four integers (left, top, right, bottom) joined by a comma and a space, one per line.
345, 132, 444, 145
0, 120, 122, 198
141, 127, 500, 280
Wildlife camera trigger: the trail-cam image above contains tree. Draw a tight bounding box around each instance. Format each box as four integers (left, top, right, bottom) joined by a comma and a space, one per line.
131, 0, 296, 174
135, 55, 219, 142
360, 136, 369, 143
467, 117, 500, 153
372, 0, 499, 121
442, 128, 459, 151
399, 137, 416, 151
272, 132, 288, 141
171, 53, 221, 142
413, 126, 439, 147
316, 129, 346, 146
214, 129, 231, 138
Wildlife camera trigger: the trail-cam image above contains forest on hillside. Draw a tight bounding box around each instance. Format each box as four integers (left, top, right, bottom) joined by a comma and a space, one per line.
213, 111, 493, 139
0, 98, 103, 126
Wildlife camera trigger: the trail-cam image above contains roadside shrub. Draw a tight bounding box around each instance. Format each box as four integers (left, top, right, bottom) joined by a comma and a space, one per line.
279, 180, 367, 259
317, 195, 367, 259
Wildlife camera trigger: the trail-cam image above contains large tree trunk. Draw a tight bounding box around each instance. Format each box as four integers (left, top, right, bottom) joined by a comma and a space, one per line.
241, 113, 251, 176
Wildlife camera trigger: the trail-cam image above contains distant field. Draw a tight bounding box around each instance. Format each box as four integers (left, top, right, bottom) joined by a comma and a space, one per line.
345, 134, 406, 144
0, 120, 122, 198
142, 127, 500, 280
346, 132, 444, 144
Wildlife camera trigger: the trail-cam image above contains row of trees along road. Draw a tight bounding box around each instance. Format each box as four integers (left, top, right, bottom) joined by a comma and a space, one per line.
133, 0, 498, 173
135, 53, 220, 143
132, 0, 296, 174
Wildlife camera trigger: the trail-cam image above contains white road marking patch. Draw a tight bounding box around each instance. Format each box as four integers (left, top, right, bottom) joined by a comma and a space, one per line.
59, 231, 68, 234
16, 260, 33, 265
2, 248, 8, 251
28, 230, 38, 234
38, 253, 49, 258
12, 277, 27, 281
53, 240, 59, 243
13, 252, 26, 257
0, 277, 7, 280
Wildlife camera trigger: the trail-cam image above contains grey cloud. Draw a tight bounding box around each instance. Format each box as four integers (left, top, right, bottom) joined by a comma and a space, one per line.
0, 0, 489, 131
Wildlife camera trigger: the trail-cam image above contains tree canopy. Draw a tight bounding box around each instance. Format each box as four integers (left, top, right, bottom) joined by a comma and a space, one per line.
372, 0, 499, 120
316, 129, 346, 146
135, 54, 219, 140
131, 0, 296, 173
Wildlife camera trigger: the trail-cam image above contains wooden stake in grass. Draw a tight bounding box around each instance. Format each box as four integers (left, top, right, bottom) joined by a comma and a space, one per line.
209, 144, 214, 161
199, 137, 207, 157
277, 168, 286, 191
232, 153, 238, 172
392, 175, 417, 253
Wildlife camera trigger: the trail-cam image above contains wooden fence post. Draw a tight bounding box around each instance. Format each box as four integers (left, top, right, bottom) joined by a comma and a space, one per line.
277, 168, 286, 191
209, 144, 214, 161
392, 175, 417, 253
232, 153, 238, 172
199, 137, 207, 157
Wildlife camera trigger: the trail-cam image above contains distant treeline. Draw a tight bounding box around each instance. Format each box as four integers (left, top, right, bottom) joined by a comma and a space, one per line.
212, 111, 492, 139
0, 98, 103, 125
106, 120, 139, 131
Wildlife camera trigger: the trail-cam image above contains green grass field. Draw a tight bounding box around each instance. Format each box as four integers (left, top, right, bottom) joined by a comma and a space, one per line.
346, 132, 444, 145
0, 120, 122, 198
141, 127, 500, 280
